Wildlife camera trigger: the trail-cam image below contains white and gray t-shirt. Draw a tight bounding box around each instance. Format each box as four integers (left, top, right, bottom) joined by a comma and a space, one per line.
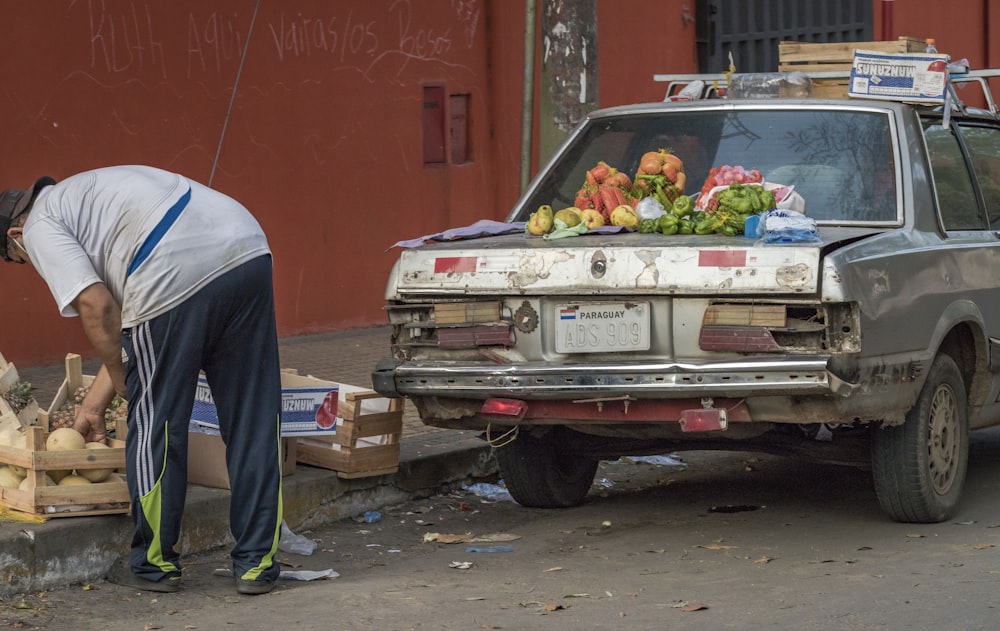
22, 165, 270, 328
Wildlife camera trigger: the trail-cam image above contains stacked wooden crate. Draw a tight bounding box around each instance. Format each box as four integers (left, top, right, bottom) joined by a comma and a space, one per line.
778, 36, 926, 98
297, 391, 404, 479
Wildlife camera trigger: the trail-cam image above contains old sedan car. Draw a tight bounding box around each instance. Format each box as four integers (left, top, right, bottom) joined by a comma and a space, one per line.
374, 68, 1000, 523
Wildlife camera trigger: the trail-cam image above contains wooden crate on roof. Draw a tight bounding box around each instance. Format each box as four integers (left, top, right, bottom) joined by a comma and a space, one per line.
778, 36, 927, 98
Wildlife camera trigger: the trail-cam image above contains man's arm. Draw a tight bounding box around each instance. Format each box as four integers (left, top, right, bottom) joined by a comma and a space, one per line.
71, 282, 125, 396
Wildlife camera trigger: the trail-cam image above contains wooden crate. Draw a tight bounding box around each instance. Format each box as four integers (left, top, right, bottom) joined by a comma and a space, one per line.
778, 36, 927, 98
0, 352, 40, 432
296, 391, 404, 479
37, 354, 127, 438
37, 354, 90, 431
0, 425, 129, 518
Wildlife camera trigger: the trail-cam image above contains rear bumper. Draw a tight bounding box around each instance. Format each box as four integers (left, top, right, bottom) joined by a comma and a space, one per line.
372, 356, 856, 400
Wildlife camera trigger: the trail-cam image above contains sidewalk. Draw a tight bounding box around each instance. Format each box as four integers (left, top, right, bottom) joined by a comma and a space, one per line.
1, 326, 497, 597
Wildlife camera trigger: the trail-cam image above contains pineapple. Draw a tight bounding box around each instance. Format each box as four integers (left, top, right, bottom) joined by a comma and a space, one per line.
3, 381, 35, 414
48, 385, 126, 436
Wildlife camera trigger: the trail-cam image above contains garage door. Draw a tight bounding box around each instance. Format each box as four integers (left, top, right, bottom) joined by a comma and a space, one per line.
695, 0, 873, 73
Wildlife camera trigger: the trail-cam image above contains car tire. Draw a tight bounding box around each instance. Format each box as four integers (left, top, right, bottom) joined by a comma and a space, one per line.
494, 428, 599, 508
871, 353, 969, 523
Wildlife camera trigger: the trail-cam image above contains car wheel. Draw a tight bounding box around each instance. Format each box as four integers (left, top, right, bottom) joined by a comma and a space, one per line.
871, 354, 969, 523
494, 428, 599, 508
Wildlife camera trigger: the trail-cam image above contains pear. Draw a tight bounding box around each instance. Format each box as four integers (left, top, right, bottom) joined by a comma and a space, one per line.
580, 208, 605, 229
610, 204, 639, 230
526, 205, 555, 235
553, 207, 582, 228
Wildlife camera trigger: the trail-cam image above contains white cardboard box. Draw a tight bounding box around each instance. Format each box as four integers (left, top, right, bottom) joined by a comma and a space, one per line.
849, 50, 949, 103
189, 371, 341, 438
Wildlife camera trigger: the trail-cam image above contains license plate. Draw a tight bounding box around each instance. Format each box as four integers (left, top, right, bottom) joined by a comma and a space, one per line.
555, 303, 651, 353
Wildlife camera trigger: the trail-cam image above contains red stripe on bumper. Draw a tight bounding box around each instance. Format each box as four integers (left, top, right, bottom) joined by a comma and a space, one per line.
434, 256, 478, 273
699, 250, 747, 267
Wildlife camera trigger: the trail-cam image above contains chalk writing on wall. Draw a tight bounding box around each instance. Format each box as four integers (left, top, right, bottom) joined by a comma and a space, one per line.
83, 0, 482, 82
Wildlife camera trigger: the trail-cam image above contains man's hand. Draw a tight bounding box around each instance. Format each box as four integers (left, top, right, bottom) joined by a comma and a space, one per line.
72, 407, 107, 444
72, 366, 117, 444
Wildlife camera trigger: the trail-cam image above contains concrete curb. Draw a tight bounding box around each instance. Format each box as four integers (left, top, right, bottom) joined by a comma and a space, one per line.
0, 441, 496, 596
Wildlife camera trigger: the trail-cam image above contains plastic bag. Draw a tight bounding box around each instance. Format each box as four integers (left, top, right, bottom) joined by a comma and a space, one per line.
759, 210, 820, 244
543, 218, 589, 240
727, 72, 812, 99
278, 520, 318, 555
462, 482, 514, 502
634, 196, 666, 221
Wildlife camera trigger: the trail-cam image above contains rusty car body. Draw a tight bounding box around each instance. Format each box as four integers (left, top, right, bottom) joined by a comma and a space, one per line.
374, 70, 1000, 522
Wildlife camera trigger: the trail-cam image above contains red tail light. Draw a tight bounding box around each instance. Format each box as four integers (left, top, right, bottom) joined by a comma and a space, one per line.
480, 398, 528, 420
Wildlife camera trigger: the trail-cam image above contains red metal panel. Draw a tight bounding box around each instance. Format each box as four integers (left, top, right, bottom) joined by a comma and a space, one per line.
449, 93, 470, 163
423, 85, 447, 164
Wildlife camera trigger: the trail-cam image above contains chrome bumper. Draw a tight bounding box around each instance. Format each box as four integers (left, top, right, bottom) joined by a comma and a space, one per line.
374, 357, 856, 399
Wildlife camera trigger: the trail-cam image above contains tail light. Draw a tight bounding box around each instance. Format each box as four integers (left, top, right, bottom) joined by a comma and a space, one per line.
387, 301, 513, 349
699, 302, 859, 354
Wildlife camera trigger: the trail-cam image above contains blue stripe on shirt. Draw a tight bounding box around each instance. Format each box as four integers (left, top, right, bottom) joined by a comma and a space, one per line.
126, 186, 191, 277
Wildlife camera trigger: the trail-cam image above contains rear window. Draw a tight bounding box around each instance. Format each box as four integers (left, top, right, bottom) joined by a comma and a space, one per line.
515, 107, 899, 225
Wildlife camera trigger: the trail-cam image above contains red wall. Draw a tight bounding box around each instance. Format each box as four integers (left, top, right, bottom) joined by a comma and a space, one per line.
0, 0, 517, 366
0, 0, 992, 367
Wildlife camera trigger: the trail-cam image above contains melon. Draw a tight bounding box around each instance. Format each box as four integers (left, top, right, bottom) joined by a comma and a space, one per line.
48, 469, 72, 484
8, 431, 27, 477
18, 474, 55, 491
77, 442, 113, 482
46, 428, 86, 452
0, 466, 25, 489
57, 474, 92, 486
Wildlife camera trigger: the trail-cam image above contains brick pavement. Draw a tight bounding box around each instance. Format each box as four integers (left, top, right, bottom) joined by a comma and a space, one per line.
16, 325, 481, 462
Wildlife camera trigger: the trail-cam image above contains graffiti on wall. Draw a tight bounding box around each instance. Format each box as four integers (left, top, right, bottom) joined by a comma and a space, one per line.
82, 0, 482, 81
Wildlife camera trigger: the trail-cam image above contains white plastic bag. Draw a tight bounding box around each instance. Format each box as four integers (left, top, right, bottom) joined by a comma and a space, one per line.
278, 520, 318, 555
634, 196, 666, 221
760, 210, 819, 243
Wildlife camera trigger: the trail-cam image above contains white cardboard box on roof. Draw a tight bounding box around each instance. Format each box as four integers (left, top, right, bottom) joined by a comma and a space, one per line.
849, 49, 949, 103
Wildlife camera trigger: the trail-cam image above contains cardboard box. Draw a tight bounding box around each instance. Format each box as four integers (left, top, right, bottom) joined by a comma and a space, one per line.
297, 391, 404, 479
0, 425, 129, 518
848, 50, 949, 103
190, 371, 340, 438
187, 431, 296, 489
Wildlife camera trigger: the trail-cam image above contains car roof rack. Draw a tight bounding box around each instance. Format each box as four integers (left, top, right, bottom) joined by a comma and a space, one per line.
652, 68, 1000, 120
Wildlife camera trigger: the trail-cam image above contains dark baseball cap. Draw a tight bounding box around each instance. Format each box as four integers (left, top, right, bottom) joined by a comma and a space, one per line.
0, 176, 56, 261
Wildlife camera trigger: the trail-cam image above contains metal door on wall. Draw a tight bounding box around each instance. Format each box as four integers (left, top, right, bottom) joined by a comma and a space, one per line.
695, 0, 873, 73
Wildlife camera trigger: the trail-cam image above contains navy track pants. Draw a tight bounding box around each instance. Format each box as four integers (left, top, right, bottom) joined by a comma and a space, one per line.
122, 254, 283, 583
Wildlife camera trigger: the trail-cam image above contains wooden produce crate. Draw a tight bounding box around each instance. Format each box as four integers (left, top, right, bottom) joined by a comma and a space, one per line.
0, 352, 40, 432
778, 36, 926, 98
0, 425, 129, 518
37, 354, 126, 438
296, 391, 404, 479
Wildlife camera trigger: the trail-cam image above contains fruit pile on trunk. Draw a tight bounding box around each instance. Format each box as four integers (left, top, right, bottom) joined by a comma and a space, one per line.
527, 155, 781, 238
